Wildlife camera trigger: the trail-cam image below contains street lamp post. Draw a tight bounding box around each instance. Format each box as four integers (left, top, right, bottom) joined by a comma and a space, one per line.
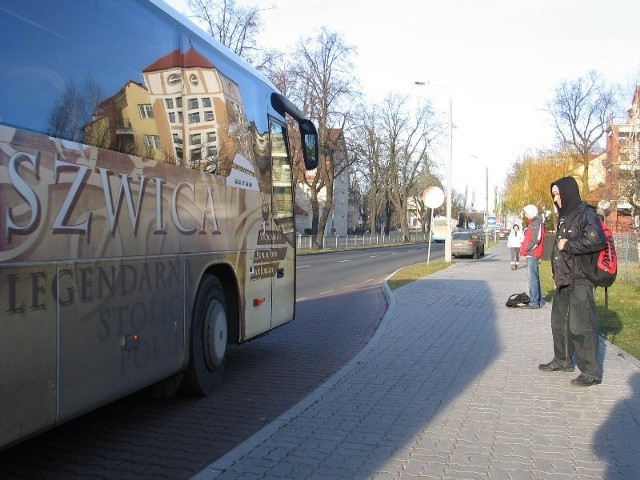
471, 154, 489, 229
415, 81, 453, 262
485, 165, 489, 227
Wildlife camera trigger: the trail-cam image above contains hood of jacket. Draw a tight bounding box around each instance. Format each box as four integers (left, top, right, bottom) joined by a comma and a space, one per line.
551, 176, 582, 217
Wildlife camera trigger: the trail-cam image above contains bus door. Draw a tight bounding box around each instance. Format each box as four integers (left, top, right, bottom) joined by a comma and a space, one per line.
269, 120, 296, 327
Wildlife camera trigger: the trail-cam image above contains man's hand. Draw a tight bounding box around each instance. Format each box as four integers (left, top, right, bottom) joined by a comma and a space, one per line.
558, 238, 568, 251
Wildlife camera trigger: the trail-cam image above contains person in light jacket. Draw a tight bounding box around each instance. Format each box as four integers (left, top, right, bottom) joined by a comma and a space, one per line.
507, 224, 524, 270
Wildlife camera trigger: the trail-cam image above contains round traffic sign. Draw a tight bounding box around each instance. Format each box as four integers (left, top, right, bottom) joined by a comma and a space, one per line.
421, 186, 445, 209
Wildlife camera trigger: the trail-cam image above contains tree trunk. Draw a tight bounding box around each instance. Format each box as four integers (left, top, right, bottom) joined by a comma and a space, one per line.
310, 194, 319, 236
314, 173, 335, 249
582, 160, 590, 198
400, 203, 410, 242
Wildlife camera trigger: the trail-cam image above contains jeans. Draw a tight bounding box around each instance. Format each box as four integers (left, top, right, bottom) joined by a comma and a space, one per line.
526, 256, 541, 306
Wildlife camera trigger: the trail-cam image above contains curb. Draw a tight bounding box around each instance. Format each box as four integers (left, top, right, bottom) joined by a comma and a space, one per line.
191, 275, 398, 479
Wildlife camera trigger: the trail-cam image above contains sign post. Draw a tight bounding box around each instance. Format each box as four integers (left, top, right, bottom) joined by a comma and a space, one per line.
421, 186, 445, 264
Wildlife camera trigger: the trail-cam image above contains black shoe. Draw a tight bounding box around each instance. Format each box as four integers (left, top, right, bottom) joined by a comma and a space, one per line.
539, 361, 575, 372
571, 374, 601, 387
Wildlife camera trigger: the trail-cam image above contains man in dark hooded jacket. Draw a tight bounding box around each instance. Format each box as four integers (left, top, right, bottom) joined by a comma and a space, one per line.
539, 176, 607, 386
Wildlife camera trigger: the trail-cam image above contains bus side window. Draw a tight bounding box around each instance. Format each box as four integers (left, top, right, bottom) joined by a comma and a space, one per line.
270, 121, 294, 243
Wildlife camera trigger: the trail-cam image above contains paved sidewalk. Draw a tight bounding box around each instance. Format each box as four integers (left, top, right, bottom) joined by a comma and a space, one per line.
193, 245, 640, 479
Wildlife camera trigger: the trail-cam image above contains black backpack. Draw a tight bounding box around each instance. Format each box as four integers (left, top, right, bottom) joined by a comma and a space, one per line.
505, 292, 530, 308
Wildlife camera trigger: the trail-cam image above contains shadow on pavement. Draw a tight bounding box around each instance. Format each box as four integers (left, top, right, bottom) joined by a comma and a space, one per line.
0, 282, 386, 480
595, 371, 640, 479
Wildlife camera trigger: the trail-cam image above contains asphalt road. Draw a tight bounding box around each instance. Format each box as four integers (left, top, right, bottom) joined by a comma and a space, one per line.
0, 242, 437, 480
296, 242, 441, 299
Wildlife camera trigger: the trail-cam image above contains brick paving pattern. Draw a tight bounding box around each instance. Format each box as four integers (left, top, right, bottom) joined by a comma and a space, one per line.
196, 246, 640, 479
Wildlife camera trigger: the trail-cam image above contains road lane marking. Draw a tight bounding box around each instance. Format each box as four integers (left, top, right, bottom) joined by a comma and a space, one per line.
338, 260, 350, 263
296, 265, 311, 269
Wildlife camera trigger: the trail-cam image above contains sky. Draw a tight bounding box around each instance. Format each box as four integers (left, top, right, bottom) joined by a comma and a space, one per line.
164, 0, 640, 212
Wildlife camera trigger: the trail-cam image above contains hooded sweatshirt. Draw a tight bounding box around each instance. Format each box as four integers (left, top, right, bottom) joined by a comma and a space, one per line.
550, 176, 582, 218
550, 176, 606, 286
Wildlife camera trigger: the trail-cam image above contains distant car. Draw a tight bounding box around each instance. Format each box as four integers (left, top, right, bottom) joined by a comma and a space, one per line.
498, 228, 510, 240
451, 230, 485, 259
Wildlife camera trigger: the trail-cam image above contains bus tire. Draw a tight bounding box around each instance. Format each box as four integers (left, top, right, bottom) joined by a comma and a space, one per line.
180, 275, 228, 396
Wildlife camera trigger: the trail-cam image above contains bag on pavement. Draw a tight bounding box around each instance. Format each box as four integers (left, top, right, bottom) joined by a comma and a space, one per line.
505, 292, 530, 308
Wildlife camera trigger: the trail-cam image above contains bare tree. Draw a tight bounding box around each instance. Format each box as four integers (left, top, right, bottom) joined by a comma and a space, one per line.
290, 28, 358, 249
409, 168, 444, 234
546, 70, 617, 195
186, 0, 267, 62
260, 50, 297, 97
377, 93, 441, 241
48, 76, 104, 143
353, 97, 443, 237
352, 102, 386, 233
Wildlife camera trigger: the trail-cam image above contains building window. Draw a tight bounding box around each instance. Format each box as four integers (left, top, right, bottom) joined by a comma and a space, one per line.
204, 111, 214, 122
168, 73, 181, 86
207, 131, 217, 143
176, 97, 182, 108
202, 97, 212, 107
168, 112, 176, 123
188, 112, 200, 124
144, 135, 161, 150
188, 98, 199, 110
172, 133, 182, 145
138, 104, 154, 119
190, 148, 202, 162
190, 133, 201, 146
207, 146, 218, 157
165, 98, 174, 109
190, 73, 199, 86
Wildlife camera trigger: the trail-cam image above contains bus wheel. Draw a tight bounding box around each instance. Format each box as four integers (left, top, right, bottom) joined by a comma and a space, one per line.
180, 275, 228, 396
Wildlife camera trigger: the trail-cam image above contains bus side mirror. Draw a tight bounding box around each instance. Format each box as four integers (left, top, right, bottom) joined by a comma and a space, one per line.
299, 119, 318, 170
270, 94, 318, 171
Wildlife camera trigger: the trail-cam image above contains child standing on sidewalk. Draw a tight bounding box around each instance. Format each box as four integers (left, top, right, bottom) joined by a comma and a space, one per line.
507, 224, 524, 270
